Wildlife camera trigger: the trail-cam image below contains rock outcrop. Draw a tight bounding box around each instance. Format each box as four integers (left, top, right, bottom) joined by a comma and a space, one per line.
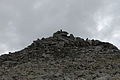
0, 30, 120, 80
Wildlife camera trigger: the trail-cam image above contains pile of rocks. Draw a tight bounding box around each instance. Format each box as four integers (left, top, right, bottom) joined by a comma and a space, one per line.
0, 30, 120, 80
30, 30, 118, 50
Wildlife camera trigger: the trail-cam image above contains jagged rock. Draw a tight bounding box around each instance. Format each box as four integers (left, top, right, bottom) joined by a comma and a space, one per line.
53, 29, 68, 38
57, 41, 65, 48
95, 46, 103, 51
69, 34, 75, 40
0, 30, 119, 80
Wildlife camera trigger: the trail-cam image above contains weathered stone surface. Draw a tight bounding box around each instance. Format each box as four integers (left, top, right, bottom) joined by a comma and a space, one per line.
0, 30, 120, 80
69, 34, 75, 40
53, 29, 68, 38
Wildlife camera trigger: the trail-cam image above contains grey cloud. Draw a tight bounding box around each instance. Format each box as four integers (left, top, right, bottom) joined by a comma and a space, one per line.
0, 0, 120, 54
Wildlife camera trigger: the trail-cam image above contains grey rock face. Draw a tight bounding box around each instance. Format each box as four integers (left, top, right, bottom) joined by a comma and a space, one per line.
0, 30, 120, 80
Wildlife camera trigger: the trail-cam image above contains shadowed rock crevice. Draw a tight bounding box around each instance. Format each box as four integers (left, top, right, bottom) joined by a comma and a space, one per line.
0, 30, 120, 80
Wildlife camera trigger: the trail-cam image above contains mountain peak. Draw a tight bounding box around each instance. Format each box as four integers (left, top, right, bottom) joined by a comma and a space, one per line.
30, 30, 118, 50
53, 29, 69, 37
0, 30, 120, 80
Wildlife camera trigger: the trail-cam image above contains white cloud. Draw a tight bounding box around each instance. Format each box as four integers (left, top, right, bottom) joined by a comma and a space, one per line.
95, 15, 113, 31
94, 3, 115, 32
112, 30, 120, 38
0, 44, 9, 54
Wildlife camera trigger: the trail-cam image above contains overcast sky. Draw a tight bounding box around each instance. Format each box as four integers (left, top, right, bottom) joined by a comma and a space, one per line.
0, 0, 120, 54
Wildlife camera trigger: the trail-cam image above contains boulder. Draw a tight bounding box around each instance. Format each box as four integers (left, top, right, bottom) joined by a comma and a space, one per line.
69, 34, 75, 40
53, 30, 68, 38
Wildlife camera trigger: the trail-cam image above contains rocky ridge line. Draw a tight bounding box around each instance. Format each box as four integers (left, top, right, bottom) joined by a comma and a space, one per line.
0, 30, 120, 80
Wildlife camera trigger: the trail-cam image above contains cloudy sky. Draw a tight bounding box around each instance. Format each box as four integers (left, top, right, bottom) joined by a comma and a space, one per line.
0, 0, 120, 54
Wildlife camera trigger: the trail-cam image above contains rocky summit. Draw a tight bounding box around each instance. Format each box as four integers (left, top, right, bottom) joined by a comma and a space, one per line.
0, 30, 120, 80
